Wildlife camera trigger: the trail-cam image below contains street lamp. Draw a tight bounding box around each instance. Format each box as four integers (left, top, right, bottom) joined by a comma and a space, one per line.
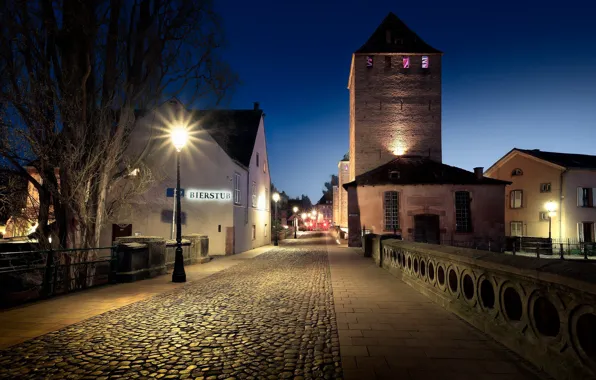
545, 201, 557, 241
273, 192, 280, 246
293, 206, 299, 239
171, 126, 188, 283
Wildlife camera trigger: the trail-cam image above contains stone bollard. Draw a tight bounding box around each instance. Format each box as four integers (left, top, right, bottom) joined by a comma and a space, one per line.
183, 234, 211, 264
116, 236, 167, 281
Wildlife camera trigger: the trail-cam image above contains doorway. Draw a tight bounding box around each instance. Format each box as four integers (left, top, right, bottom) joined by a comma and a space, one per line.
112, 223, 132, 242
413, 214, 440, 244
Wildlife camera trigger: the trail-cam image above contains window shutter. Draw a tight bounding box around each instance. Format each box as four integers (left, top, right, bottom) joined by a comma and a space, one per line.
517, 191, 523, 207
578, 187, 584, 207
592, 188, 596, 207
578, 223, 584, 241
510, 192, 514, 208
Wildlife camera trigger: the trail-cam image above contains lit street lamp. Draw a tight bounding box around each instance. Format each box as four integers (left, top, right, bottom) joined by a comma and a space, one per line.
545, 201, 557, 241
171, 126, 188, 283
293, 206, 299, 239
273, 192, 280, 246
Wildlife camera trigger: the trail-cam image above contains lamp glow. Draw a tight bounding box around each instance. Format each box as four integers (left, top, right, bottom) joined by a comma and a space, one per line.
272, 192, 280, 202
171, 126, 188, 152
293, 206, 298, 213
301, 213, 307, 220
545, 201, 557, 213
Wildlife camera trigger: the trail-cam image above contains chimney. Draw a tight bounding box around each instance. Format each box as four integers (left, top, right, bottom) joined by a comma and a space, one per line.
474, 167, 484, 180
253, 102, 260, 110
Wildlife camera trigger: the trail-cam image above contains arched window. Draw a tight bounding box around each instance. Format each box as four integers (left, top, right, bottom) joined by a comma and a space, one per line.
511, 168, 523, 177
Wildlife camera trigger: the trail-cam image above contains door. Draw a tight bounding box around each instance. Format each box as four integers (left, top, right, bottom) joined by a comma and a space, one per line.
112, 223, 132, 242
413, 214, 440, 244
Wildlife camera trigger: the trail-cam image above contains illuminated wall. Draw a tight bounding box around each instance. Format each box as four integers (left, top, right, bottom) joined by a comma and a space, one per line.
348, 53, 442, 178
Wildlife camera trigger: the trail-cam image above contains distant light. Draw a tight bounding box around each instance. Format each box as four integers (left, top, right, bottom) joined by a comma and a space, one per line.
293, 206, 298, 213
272, 192, 280, 202
301, 213, 307, 220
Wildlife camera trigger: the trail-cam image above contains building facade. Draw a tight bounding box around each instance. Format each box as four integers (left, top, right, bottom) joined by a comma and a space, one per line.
334, 158, 349, 229
99, 100, 272, 255
485, 148, 596, 242
316, 192, 333, 227
341, 13, 508, 246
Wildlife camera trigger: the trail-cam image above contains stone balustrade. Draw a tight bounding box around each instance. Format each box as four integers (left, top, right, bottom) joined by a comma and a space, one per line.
370, 237, 596, 380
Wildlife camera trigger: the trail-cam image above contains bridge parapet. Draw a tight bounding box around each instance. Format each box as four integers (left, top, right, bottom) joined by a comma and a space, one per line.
374, 238, 596, 380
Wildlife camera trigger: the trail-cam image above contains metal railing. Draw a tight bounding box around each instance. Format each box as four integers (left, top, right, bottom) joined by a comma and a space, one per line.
0, 246, 117, 307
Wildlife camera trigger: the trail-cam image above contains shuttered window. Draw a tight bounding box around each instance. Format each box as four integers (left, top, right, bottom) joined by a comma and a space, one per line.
577, 187, 595, 207
510, 190, 523, 209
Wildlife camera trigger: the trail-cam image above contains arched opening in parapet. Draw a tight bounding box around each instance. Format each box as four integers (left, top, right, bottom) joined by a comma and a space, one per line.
463, 274, 474, 300
503, 287, 523, 321
577, 313, 596, 360
448, 269, 458, 293
428, 262, 435, 281
420, 260, 426, 278
437, 266, 445, 286
533, 297, 560, 337
480, 280, 495, 309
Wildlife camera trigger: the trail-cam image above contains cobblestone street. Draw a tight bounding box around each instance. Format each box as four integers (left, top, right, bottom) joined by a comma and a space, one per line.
0, 236, 341, 379
0, 233, 544, 380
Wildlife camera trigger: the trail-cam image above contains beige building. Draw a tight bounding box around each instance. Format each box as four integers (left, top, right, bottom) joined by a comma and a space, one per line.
485, 148, 596, 242
100, 99, 273, 255
340, 13, 509, 247
334, 158, 349, 229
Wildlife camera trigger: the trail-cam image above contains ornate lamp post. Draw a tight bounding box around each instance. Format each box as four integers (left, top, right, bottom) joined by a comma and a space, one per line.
171, 126, 188, 283
293, 206, 299, 239
273, 192, 280, 246
545, 201, 557, 241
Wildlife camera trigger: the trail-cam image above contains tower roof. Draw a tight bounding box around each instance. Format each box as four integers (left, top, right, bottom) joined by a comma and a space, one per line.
356, 12, 442, 54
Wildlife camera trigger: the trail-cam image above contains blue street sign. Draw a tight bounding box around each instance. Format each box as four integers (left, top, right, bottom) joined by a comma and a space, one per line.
166, 188, 185, 198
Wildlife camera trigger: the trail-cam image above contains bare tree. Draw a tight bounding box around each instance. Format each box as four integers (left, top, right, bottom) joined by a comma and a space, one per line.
0, 0, 235, 252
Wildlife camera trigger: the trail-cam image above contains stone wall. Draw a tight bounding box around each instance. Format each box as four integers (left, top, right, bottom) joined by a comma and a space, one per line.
372, 239, 596, 380
350, 53, 442, 178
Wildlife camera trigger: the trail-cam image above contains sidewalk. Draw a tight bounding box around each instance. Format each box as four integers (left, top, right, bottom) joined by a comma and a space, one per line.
0, 244, 273, 349
326, 243, 544, 380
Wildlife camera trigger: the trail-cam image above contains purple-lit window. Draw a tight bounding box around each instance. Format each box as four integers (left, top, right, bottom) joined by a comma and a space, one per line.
422, 56, 429, 69
403, 57, 410, 69
366, 56, 373, 68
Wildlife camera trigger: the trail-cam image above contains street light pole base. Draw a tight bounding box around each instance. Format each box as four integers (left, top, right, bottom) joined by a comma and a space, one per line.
172, 246, 186, 283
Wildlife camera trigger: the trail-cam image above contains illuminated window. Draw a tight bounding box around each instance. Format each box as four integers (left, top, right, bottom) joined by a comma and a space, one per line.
510, 221, 523, 237
234, 172, 241, 204
263, 160, 266, 173
383, 191, 399, 231
252, 225, 256, 240
540, 183, 551, 193
251, 181, 256, 207
510, 190, 523, 209
402, 56, 410, 69
422, 56, 429, 69
455, 191, 472, 233
366, 56, 373, 68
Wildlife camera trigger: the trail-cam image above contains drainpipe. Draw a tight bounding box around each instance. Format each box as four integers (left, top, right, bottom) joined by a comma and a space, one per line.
559, 169, 566, 240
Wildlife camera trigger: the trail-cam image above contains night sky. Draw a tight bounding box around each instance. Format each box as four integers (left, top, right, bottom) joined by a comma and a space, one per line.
216, 1, 596, 202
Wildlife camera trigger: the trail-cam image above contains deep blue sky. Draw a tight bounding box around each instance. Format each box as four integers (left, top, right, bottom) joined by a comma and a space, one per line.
217, 1, 596, 202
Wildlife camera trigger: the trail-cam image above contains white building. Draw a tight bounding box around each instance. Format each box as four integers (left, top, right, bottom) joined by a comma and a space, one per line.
100, 99, 272, 255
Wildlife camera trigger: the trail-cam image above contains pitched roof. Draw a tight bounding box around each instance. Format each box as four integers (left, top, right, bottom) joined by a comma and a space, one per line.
191, 110, 263, 167
343, 156, 510, 189
356, 12, 442, 54
317, 192, 333, 205
516, 149, 596, 170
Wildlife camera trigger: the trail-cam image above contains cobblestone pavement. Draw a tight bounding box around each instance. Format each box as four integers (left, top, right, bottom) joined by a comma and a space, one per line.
0, 240, 341, 379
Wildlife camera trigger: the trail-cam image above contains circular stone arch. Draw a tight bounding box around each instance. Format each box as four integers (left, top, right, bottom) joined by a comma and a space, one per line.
570, 305, 596, 367
500, 282, 525, 324
436, 264, 447, 291
427, 260, 436, 285
528, 291, 562, 341
477, 274, 496, 312
447, 265, 460, 297
420, 258, 427, 280
460, 270, 477, 304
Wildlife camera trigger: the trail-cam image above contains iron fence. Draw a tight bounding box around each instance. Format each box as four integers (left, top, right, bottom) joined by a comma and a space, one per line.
0, 246, 117, 307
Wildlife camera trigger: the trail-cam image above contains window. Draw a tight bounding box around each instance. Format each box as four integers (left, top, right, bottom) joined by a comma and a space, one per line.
511, 168, 523, 176
540, 183, 551, 193
539, 212, 549, 221
251, 181, 256, 207
252, 225, 256, 240
384, 56, 391, 70
422, 56, 429, 68
578, 222, 595, 242
402, 56, 410, 69
366, 56, 373, 68
256, 153, 259, 167
234, 172, 241, 204
510, 190, 523, 209
510, 221, 523, 237
577, 187, 595, 207
383, 191, 399, 231
455, 191, 472, 233
264, 224, 268, 237
388, 170, 400, 179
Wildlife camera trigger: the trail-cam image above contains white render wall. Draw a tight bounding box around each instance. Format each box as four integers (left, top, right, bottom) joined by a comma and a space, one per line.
100, 102, 271, 255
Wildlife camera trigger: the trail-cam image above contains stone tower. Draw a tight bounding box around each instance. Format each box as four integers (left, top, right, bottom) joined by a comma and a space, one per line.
348, 12, 442, 180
